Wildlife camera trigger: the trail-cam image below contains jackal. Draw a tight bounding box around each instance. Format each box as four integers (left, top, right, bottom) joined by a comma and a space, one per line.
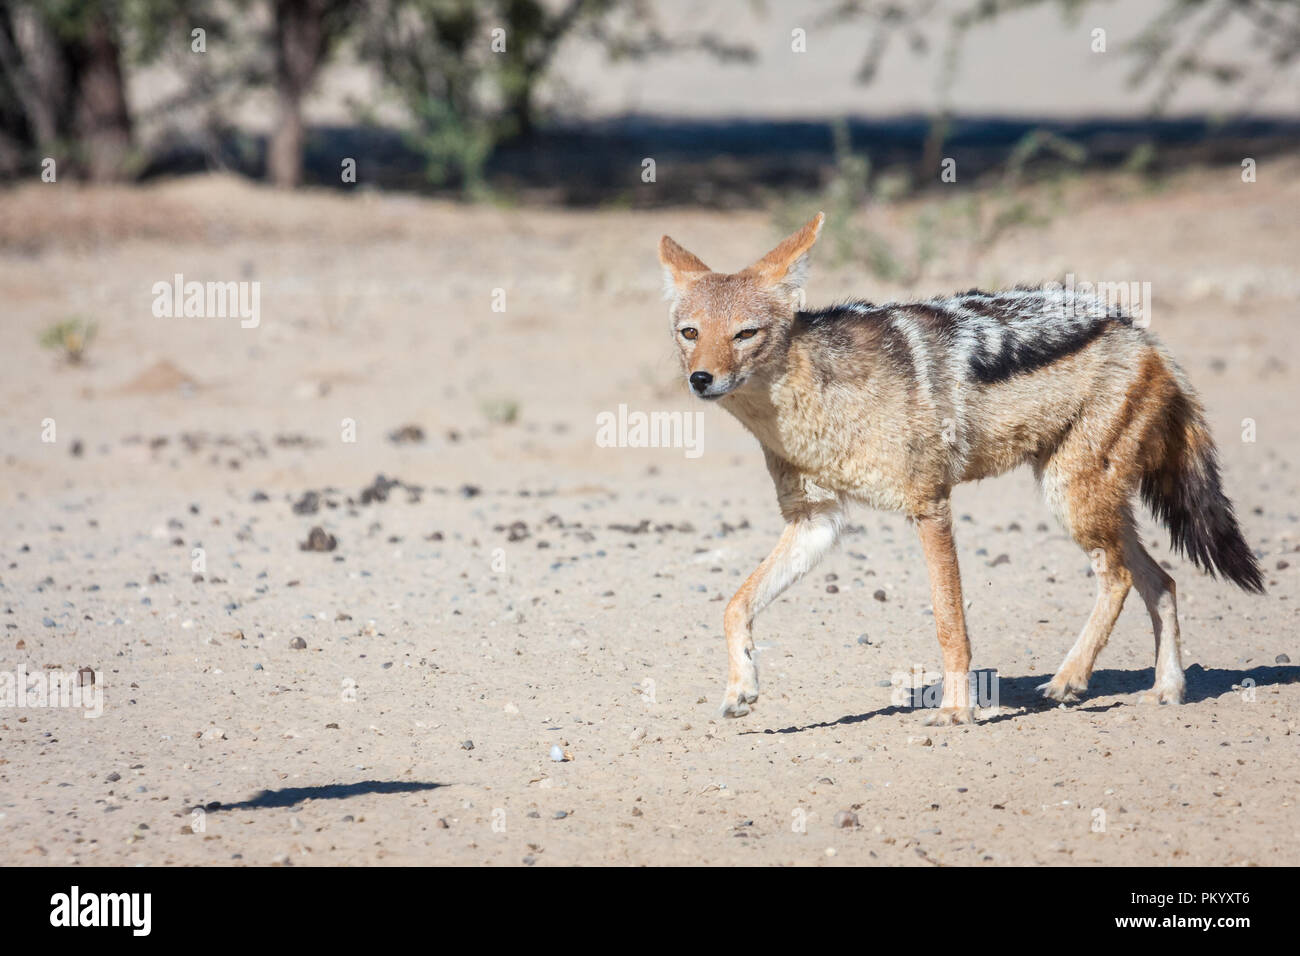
658, 212, 1263, 723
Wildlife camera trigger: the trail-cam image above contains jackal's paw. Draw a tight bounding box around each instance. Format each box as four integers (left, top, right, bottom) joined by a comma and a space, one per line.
1037, 677, 1086, 703
923, 706, 977, 726
1139, 681, 1185, 706
720, 686, 758, 718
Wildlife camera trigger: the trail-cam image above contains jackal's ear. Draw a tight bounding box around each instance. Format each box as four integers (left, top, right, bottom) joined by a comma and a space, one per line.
747, 211, 824, 302
658, 235, 711, 300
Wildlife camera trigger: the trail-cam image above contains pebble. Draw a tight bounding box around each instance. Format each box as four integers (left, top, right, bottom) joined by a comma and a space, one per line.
299, 526, 337, 552
289, 637, 307, 650
834, 810, 859, 828
1277, 654, 1291, 664
873, 589, 887, 602
549, 744, 565, 762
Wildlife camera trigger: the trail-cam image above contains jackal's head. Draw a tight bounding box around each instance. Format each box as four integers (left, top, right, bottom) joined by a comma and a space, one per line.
658, 212, 824, 400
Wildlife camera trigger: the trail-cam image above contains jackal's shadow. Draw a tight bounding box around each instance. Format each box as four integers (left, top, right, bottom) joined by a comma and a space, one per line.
747, 663, 1299, 736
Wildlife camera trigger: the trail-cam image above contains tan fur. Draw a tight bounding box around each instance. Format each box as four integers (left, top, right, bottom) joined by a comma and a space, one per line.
658, 213, 1254, 720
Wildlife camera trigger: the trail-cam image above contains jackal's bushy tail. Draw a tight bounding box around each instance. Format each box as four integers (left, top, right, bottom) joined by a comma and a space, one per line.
1141, 388, 1264, 593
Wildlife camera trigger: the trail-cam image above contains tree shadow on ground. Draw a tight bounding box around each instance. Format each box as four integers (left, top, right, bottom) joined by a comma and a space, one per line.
203, 779, 444, 813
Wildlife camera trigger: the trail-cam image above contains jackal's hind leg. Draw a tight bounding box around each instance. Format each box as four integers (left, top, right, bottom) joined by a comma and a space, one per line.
1126, 529, 1185, 704
1038, 498, 1133, 703
1038, 553, 1130, 703
720, 504, 843, 717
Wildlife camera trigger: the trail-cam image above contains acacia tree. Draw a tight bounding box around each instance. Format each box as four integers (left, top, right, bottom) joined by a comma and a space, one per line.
267, 0, 356, 188
359, 0, 755, 193
0, 0, 133, 180
827, 0, 1300, 113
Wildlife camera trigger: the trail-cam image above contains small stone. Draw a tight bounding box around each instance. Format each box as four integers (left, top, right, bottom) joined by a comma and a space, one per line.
461, 740, 475, 751
1277, 654, 1291, 664
388, 424, 425, 444
299, 526, 337, 552
106, 772, 121, 783
289, 637, 307, 650
873, 589, 887, 602
857, 634, 871, 645
834, 810, 859, 828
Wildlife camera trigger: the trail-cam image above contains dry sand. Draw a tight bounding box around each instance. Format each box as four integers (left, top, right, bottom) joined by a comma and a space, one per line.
0, 165, 1297, 866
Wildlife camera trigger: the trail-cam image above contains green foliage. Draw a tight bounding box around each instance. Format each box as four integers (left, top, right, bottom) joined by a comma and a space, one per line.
39, 317, 96, 364
772, 121, 1086, 285
358, 0, 755, 194
479, 396, 519, 425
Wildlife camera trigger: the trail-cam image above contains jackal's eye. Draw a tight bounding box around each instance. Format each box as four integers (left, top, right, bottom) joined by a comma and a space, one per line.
680, 327, 698, 341
735, 328, 759, 340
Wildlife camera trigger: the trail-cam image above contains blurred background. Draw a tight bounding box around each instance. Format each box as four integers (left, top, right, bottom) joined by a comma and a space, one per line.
2, 0, 1298, 202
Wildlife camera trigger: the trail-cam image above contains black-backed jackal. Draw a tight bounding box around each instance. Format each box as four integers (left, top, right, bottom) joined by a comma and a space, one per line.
659, 212, 1263, 724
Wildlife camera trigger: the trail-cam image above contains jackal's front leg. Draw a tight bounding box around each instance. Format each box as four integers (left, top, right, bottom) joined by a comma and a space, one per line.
721, 504, 844, 717
915, 503, 977, 725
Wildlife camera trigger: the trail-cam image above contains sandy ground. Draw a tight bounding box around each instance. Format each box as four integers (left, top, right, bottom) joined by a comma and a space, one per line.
0, 164, 1298, 866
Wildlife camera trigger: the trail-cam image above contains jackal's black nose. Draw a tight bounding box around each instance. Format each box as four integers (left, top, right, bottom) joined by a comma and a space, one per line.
689, 371, 714, 393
